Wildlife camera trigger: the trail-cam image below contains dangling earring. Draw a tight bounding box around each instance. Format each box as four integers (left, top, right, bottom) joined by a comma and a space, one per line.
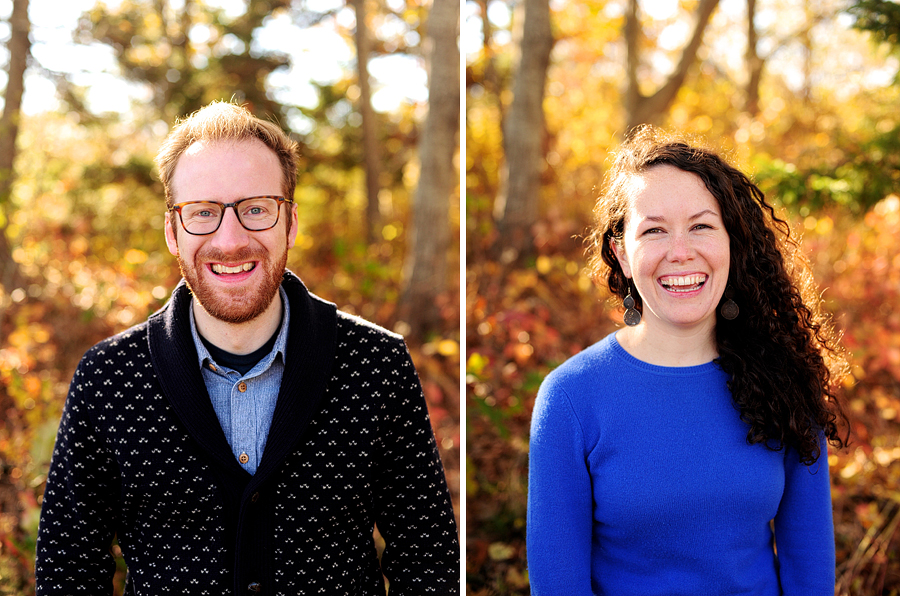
623, 283, 641, 327
720, 286, 739, 320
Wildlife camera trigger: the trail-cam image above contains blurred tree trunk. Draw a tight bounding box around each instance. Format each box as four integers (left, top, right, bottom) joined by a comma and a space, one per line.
624, 0, 720, 132
350, 0, 382, 245
744, 0, 763, 115
477, 0, 505, 123
493, 0, 553, 263
800, 5, 815, 104
0, 0, 30, 293
157, 0, 194, 113
398, 0, 459, 339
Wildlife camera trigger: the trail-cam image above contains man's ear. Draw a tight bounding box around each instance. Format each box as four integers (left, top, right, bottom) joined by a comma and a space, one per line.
610, 237, 632, 279
286, 201, 299, 249
164, 212, 179, 257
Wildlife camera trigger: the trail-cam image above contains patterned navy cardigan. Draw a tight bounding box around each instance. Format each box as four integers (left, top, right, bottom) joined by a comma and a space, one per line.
35, 271, 460, 595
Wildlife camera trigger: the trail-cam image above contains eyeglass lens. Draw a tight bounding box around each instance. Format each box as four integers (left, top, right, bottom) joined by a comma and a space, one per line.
180, 198, 280, 234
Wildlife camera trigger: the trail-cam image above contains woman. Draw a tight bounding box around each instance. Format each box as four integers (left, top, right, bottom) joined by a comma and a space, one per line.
527, 126, 849, 595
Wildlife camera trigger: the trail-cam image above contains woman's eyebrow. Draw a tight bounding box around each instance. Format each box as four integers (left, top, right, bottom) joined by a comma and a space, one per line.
689, 209, 719, 220
640, 209, 718, 223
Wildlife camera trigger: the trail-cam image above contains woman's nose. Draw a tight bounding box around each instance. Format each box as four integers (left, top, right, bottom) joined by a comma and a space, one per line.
667, 233, 695, 262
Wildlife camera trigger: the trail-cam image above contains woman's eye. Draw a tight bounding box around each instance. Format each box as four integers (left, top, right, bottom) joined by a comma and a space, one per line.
642, 227, 663, 235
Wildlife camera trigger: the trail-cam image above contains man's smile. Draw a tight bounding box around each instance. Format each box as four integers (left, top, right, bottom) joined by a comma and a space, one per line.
210, 262, 257, 275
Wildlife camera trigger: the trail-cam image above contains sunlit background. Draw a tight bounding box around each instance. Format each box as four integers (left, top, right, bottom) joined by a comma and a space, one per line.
466, 0, 900, 594
0, 0, 460, 591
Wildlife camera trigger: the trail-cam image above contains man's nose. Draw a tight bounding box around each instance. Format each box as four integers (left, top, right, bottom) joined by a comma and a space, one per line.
210, 207, 251, 253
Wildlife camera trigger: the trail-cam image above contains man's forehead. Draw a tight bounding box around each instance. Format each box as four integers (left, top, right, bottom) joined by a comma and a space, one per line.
181, 138, 257, 156
174, 138, 278, 172
183, 140, 209, 156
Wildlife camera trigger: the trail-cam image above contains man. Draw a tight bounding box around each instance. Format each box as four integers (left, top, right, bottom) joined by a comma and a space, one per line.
35, 102, 460, 595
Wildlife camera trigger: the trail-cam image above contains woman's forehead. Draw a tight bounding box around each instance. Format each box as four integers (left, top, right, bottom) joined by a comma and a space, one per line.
622, 166, 719, 219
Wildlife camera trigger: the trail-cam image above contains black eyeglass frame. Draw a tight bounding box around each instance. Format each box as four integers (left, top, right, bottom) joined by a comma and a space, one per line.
169, 195, 291, 236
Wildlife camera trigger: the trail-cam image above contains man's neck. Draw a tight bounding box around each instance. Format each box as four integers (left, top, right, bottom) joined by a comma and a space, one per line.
192, 292, 284, 355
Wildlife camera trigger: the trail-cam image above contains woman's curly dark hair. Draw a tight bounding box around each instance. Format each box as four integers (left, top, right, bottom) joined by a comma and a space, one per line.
585, 126, 849, 465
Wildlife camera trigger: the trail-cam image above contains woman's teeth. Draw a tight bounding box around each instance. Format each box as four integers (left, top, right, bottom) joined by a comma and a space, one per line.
660, 274, 707, 292
211, 263, 255, 274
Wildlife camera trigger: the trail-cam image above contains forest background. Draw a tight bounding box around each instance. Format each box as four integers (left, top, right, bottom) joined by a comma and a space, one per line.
466, 0, 900, 595
0, 0, 460, 592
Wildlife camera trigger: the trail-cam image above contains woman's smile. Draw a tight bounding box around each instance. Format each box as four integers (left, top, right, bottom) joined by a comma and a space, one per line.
658, 273, 708, 293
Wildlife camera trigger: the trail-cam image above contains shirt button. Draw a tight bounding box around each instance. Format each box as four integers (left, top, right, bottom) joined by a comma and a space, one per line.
239, 452, 250, 464
248, 582, 261, 593
238, 381, 247, 392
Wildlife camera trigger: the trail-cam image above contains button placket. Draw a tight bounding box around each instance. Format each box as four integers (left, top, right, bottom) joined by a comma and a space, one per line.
233, 378, 254, 470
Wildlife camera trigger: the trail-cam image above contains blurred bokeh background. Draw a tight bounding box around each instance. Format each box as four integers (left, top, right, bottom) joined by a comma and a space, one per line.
0, 0, 460, 592
465, 0, 900, 594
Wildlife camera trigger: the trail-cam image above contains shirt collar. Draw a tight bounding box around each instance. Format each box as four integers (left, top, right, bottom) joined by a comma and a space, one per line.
189, 285, 290, 372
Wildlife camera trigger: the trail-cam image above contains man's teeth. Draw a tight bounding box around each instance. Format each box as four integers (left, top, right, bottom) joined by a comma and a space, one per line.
212, 263, 255, 274
660, 274, 707, 292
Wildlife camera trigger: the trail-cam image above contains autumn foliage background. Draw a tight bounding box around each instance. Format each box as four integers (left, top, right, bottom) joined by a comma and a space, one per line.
0, 0, 459, 593
4, 0, 900, 594
467, 0, 900, 595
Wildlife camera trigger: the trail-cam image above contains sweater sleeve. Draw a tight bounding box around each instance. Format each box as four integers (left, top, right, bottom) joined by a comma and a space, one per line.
773, 433, 835, 595
35, 353, 120, 595
527, 375, 595, 596
373, 337, 460, 596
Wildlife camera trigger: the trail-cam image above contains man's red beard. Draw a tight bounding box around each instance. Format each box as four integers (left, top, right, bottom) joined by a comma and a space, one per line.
178, 245, 287, 324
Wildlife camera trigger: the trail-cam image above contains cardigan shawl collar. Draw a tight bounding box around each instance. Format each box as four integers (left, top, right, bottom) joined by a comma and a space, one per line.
147, 270, 337, 488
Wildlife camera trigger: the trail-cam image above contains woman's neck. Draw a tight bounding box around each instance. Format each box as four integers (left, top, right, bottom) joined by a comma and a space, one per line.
615, 322, 718, 367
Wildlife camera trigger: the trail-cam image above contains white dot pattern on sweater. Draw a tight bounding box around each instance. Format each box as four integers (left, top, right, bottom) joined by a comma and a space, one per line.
36, 284, 459, 596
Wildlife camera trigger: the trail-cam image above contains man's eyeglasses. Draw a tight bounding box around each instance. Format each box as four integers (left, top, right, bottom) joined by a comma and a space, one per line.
169, 196, 290, 235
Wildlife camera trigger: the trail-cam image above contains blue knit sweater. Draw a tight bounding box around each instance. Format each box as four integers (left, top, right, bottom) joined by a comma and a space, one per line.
527, 332, 835, 595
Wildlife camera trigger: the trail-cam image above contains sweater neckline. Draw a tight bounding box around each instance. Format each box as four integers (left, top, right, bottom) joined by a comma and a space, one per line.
609, 332, 722, 377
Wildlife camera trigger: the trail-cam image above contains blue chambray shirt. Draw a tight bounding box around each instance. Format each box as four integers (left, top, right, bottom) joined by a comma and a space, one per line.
188, 286, 289, 475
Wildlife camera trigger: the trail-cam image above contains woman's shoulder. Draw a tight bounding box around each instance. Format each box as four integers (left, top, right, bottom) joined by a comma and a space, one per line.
538, 332, 625, 400
532, 333, 631, 442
